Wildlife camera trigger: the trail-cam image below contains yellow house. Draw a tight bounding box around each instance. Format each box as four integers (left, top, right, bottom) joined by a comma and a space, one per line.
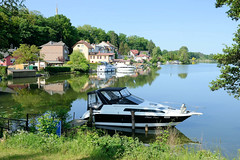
72, 40, 115, 63
72, 40, 94, 60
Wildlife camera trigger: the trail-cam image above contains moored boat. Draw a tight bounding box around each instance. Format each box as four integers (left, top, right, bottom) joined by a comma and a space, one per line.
81, 87, 202, 128
115, 63, 136, 72
97, 62, 116, 72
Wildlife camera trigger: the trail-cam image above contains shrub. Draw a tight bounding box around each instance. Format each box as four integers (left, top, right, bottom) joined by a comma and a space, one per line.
0, 66, 7, 76
44, 67, 71, 73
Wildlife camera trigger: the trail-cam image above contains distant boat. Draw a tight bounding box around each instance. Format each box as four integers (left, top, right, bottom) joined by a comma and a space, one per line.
97, 62, 116, 72
115, 63, 136, 72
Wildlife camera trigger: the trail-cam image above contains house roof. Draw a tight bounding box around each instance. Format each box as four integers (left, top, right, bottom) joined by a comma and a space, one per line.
137, 54, 149, 58
98, 41, 116, 48
40, 41, 67, 47
0, 49, 16, 58
72, 40, 94, 49
139, 51, 149, 55
96, 53, 115, 56
130, 50, 139, 55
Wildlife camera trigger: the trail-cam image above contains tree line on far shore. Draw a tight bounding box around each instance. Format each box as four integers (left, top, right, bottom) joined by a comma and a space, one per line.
0, 0, 213, 65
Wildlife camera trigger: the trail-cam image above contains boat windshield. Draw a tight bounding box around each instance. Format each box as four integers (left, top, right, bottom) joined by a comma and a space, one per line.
88, 93, 103, 109
100, 88, 144, 105
120, 88, 131, 97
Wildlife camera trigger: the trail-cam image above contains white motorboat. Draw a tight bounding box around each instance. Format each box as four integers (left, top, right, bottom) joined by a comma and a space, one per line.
97, 62, 116, 72
115, 63, 136, 72
81, 87, 202, 128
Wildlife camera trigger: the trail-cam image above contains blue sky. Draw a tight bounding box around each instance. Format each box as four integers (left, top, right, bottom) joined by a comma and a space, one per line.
25, 0, 238, 54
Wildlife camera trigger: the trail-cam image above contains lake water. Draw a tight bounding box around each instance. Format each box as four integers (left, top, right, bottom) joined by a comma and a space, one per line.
0, 63, 239, 158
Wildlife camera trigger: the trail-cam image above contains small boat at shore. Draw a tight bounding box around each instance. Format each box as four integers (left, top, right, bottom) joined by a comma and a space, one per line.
115, 63, 136, 72
81, 87, 202, 128
97, 62, 116, 72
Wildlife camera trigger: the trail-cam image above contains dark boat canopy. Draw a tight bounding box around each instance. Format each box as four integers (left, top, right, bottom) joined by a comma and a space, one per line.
87, 87, 144, 109
87, 87, 126, 95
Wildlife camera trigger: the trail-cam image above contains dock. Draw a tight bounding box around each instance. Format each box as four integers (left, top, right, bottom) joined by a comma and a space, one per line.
69, 119, 88, 127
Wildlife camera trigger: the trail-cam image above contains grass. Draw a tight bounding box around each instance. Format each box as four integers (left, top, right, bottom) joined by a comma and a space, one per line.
0, 126, 232, 160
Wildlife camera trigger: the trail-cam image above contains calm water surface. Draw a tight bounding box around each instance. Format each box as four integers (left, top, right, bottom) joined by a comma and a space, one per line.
0, 63, 240, 158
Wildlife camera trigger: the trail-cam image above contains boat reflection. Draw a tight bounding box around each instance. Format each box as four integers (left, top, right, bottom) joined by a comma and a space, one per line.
95, 126, 195, 144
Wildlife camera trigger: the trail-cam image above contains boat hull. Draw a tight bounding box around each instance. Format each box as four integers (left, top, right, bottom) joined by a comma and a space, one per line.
87, 114, 191, 128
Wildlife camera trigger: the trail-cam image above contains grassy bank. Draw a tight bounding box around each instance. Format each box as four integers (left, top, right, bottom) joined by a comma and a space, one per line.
0, 127, 228, 160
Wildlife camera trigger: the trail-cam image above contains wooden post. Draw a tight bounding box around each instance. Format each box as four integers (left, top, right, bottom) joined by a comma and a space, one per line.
131, 111, 135, 130
0, 127, 3, 138
7, 119, 10, 131
88, 108, 93, 127
145, 124, 148, 136
26, 114, 29, 131
73, 112, 75, 120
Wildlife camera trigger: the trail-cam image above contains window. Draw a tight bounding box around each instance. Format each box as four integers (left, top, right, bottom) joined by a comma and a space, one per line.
93, 56, 95, 59
88, 93, 102, 109
77, 45, 80, 47
80, 49, 83, 52
81, 44, 84, 47
104, 56, 106, 59
100, 56, 102, 59
97, 56, 99, 59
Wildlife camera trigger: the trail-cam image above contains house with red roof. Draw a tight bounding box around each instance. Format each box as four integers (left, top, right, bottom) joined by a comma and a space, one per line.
0, 49, 16, 66
72, 40, 115, 63
129, 50, 139, 58
135, 54, 150, 62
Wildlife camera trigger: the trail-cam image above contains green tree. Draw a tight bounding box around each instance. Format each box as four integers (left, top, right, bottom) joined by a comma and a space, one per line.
47, 14, 78, 48
12, 44, 40, 67
178, 46, 190, 64
210, 0, 240, 99
152, 47, 162, 58
118, 33, 127, 44
147, 40, 156, 54
119, 41, 125, 55
124, 43, 130, 55
107, 30, 118, 47
69, 50, 89, 72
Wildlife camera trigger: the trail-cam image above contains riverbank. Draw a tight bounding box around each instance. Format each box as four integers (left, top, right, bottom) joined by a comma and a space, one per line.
0, 126, 227, 160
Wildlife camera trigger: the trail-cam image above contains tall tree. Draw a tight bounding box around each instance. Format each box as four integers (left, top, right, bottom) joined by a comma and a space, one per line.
147, 40, 156, 54
210, 0, 240, 99
107, 30, 118, 47
47, 14, 78, 48
178, 46, 190, 64
123, 43, 130, 55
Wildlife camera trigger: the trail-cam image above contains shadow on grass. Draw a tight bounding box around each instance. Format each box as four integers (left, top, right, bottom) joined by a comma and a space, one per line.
0, 152, 43, 160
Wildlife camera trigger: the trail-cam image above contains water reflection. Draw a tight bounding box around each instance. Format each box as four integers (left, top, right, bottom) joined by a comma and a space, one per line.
178, 73, 188, 79
97, 126, 195, 144
0, 68, 160, 119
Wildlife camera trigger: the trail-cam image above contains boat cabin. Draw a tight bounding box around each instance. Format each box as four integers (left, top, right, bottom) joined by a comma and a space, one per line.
87, 87, 144, 110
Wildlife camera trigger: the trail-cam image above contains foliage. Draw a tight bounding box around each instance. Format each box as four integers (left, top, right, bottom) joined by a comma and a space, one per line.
12, 44, 39, 65
36, 112, 59, 134
215, 0, 240, 21
0, 126, 227, 160
69, 50, 89, 72
147, 39, 156, 54
0, 66, 7, 76
179, 46, 190, 64
210, 0, 240, 99
44, 66, 71, 73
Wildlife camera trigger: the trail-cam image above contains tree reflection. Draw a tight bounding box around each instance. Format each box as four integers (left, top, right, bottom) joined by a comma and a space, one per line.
178, 73, 188, 79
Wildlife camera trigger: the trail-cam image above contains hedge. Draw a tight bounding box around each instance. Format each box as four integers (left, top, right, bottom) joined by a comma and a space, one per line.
0, 66, 7, 76
44, 67, 71, 73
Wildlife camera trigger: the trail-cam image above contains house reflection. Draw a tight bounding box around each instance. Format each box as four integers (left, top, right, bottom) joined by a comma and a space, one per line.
38, 78, 69, 95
